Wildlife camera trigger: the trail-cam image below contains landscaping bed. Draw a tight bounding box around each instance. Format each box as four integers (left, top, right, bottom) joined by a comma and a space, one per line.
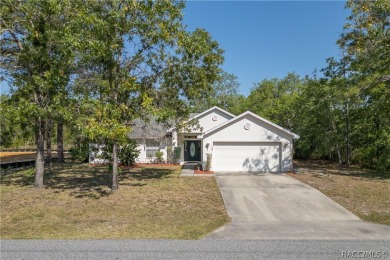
0, 163, 229, 239
194, 170, 214, 175
290, 160, 390, 226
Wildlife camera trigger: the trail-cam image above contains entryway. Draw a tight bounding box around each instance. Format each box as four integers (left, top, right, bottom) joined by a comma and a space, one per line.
184, 140, 201, 162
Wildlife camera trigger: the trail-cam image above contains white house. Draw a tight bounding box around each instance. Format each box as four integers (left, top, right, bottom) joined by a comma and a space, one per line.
89, 106, 299, 172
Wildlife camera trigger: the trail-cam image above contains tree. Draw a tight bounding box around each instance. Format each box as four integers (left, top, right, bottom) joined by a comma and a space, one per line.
75, 0, 223, 191
0, 94, 35, 149
188, 71, 241, 113
293, 75, 344, 162
338, 0, 390, 84
336, 0, 390, 170
1, 0, 83, 188
245, 73, 303, 131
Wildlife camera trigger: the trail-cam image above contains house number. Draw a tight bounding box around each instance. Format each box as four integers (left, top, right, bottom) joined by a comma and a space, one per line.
190, 143, 195, 157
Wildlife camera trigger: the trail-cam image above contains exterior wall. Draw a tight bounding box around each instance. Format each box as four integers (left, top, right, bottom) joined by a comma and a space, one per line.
187, 109, 233, 133
89, 138, 169, 164
202, 114, 293, 172
176, 133, 202, 163
89, 144, 106, 164
174, 108, 234, 163
134, 139, 148, 163
134, 138, 168, 163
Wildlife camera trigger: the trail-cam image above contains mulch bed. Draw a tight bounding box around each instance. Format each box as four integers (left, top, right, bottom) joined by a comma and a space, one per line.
194, 170, 214, 175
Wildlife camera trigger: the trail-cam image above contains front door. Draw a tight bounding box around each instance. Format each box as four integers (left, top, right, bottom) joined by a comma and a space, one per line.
184, 140, 201, 161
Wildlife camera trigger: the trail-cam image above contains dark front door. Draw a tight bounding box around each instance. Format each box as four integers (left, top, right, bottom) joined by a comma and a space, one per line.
184, 140, 201, 161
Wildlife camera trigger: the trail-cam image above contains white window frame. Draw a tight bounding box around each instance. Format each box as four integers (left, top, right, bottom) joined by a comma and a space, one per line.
146, 139, 160, 158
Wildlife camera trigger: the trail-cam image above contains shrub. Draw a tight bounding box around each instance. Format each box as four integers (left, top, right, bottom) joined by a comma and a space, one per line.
205, 153, 212, 171
119, 140, 140, 166
173, 147, 181, 164
166, 146, 173, 163
155, 151, 164, 163
69, 141, 89, 162
100, 140, 140, 167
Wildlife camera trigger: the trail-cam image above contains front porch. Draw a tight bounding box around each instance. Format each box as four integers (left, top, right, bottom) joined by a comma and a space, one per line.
175, 133, 204, 164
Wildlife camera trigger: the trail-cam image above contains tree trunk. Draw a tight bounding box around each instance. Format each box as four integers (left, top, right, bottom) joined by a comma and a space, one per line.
112, 143, 119, 191
57, 121, 65, 163
34, 117, 45, 189
110, 43, 122, 191
345, 102, 351, 166
331, 113, 342, 165
336, 143, 342, 165
46, 119, 52, 166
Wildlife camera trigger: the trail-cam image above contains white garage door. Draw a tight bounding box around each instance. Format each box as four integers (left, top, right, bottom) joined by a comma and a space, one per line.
212, 142, 281, 172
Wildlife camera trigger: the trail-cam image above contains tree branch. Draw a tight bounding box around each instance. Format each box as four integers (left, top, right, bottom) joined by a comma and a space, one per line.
1, 20, 24, 51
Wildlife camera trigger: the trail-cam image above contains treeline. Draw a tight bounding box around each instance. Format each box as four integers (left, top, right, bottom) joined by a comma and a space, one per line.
197, 1, 390, 171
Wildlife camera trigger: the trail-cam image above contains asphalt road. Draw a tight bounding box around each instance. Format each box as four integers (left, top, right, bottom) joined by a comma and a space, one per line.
1, 240, 389, 259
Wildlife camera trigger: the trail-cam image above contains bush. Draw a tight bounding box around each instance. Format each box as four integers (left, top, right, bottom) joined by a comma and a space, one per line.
69, 141, 89, 162
206, 153, 212, 171
98, 140, 140, 166
166, 146, 173, 163
155, 151, 164, 163
118, 140, 140, 166
354, 130, 390, 172
173, 147, 181, 164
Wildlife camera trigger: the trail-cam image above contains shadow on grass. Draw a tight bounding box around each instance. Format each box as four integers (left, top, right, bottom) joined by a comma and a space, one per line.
0, 163, 175, 199
294, 160, 390, 180
326, 170, 390, 180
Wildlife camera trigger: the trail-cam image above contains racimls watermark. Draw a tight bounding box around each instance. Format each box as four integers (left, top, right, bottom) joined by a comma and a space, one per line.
342, 251, 389, 259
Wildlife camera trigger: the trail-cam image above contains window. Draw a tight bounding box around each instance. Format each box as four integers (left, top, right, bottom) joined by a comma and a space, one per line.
146, 139, 160, 158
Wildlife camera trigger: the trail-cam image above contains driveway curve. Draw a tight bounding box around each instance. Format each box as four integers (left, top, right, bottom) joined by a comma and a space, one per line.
206, 173, 390, 240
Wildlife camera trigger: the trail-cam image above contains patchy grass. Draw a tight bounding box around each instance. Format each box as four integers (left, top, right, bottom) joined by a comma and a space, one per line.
290, 160, 390, 226
0, 163, 229, 239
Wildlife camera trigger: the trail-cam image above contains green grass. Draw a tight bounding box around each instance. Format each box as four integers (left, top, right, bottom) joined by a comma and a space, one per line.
0, 163, 229, 239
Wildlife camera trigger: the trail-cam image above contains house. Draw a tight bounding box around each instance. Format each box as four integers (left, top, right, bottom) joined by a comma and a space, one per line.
89, 118, 172, 164
89, 106, 299, 172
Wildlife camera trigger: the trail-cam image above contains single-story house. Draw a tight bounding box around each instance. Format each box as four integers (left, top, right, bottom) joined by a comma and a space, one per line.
89, 106, 299, 172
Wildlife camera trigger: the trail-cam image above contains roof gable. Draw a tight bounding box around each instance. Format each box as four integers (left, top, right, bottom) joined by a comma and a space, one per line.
204, 111, 300, 139
170, 106, 235, 133
189, 106, 235, 121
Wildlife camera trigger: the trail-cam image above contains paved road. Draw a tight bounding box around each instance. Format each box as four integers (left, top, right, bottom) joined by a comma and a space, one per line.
1, 240, 389, 259
207, 172, 390, 240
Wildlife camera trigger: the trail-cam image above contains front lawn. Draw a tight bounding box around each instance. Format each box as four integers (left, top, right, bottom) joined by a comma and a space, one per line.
290, 160, 390, 226
0, 164, 229, 239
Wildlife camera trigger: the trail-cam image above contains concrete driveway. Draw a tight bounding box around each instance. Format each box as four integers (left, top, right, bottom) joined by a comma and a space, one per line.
206, 173, 390, 240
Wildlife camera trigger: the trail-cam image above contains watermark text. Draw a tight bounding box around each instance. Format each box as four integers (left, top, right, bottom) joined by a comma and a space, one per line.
342, 251, 389, 259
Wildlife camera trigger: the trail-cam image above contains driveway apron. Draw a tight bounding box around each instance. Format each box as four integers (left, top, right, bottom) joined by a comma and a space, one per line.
206, 172, 390, 240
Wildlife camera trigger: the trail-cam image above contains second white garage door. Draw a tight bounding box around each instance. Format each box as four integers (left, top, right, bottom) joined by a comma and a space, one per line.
212, 142, 281, 172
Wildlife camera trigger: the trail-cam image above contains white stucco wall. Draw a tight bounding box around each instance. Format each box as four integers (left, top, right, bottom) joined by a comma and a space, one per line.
202, 114, 293, 172
135, 139, 168, 163
89, 139, 168, 164
173, 108, 234, 162
187, 109, 234, 134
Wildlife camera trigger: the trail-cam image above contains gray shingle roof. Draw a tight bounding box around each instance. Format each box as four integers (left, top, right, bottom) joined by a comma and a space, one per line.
127, 118, 173, 139
189, 113, 200, 118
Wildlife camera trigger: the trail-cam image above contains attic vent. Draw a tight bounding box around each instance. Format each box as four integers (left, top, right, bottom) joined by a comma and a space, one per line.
212, 115, 218, 121
244, 123, 251, 130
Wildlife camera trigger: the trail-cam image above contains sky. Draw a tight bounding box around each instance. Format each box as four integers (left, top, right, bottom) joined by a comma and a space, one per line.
183, 1, 349, 96
0, 1, 349, 97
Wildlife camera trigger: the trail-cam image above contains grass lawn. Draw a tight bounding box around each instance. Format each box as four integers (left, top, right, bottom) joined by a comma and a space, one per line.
0, 163, 229, 239
290, 160, 390, 226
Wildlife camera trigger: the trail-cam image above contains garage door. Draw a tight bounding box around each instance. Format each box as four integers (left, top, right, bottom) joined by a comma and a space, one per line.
212, 142, 281, 172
